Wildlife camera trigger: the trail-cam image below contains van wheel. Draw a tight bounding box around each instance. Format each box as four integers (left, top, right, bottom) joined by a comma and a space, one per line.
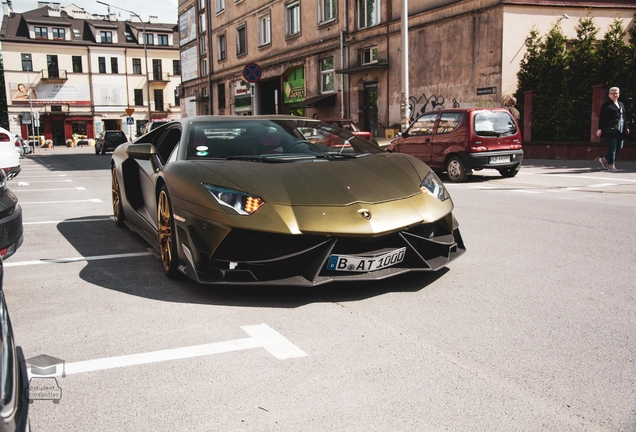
446, 156, 468, 182
499, 168, 519, 178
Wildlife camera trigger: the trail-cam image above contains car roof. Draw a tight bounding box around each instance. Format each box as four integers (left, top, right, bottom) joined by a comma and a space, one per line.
418, 107, 512, 114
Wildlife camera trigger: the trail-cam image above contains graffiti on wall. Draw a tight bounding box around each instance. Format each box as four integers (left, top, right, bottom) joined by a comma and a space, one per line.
408, 94, 460, 122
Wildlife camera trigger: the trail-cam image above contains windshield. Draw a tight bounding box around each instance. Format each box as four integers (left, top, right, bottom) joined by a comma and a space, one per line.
186, 119, 383, 160
473, 111, 517, 137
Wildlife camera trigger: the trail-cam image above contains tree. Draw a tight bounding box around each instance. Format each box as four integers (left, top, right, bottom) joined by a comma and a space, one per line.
558, 14, 599, 141
514, 27, 541, 136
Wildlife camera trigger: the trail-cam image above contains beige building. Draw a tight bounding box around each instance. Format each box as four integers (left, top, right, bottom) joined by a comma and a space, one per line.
178, 0, 634, 138
1, 1, 181, 144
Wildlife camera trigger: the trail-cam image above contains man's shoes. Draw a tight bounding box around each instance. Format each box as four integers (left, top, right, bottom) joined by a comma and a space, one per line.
598, 157, 608, 169
608, 167, 618, 173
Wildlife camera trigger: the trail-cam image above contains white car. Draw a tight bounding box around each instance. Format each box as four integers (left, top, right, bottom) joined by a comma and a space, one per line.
0, 128, 21, 180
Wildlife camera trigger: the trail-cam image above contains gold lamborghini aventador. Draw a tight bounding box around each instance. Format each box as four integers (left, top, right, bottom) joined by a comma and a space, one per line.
111, 115, 465, 286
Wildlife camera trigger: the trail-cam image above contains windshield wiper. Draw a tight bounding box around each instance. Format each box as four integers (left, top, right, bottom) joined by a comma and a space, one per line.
315, 153, 371, 159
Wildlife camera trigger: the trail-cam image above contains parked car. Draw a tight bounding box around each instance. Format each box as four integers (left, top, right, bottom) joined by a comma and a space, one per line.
388, 108, 524, 182
111, 115, 465, 286
321, 118, 372, 141
140, 120, 169, 136
0, 168, 23, 260
0, 258, 30, 432
0, 129, 21, 180
94, 130, 128, 155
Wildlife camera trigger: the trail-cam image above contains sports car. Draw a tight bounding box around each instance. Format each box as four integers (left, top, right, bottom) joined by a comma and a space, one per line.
111, 115, 465, 286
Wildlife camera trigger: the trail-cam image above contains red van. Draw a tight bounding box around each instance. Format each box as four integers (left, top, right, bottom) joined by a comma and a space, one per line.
388, 108, 523, 182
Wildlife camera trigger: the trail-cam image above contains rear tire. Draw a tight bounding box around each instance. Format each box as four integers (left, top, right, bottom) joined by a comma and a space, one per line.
499, 167, 519, 178
158, 186, 180, 277
95, 144, 99, 154
446, 156, 468, 182
100, 145, 106, 155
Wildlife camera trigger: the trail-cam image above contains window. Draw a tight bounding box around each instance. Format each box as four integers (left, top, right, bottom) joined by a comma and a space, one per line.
436, 113, 462, 134
285, 2, 300, 36
47, 55, 59, 78
111, 57, 118, 74
218, 83, 226, 109
361, 46, 378, 65
215, 0, 225, 13
133, 58, 142, 74
202, 87, 209, 97
320, 57, 335, 93
153, 59, 163, 80
173, 60, 181, 75
134, 89, 143, 106
174, 88, 181, 107
146, 33, 154, 45
198, 0, 205, 10
199, 35, 207, 54
100, 31, 112, 43
35, 27, 48, 38
73, 29, 81, 38
21, 54, 33, 72
236, 25, 247, 56
154, 89, 164, 112
158, 34, 169, 46
124, 31, 134, 42
199, 13, 206, 32
319, 0, 337, 23
98, 57, 106, 74
72, 56, 82, 73
217, 33, 227, 61
409, 113, 438, 135
358, 0, 380, 29
258, 13, 271, 46
52, 28, 65, 39
200, 58, 207, 76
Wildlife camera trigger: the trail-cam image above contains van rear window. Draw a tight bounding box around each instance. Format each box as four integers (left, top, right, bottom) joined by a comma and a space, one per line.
474, 111, 517, 137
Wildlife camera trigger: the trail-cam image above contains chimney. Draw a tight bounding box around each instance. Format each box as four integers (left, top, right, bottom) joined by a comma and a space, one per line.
149, 15, 158, 24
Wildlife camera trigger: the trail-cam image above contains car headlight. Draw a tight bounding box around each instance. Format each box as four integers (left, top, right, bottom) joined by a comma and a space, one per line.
420, 171, 449, 201
203, 184, 264, 215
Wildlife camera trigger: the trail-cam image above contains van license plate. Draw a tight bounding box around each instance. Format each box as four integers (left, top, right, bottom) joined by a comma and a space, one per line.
327, 248, 406, 272
490, 156, 510, 164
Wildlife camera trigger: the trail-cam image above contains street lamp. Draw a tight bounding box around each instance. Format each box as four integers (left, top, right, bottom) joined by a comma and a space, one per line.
97, 1, 152, 122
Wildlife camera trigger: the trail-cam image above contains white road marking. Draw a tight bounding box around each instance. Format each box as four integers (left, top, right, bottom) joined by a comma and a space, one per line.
588, 183, 617, 188
27, 324, 307, 377
4, 252, 153, 267
19, 198, 102, 204
14, 187, 86, 192
24, 217, 113, 225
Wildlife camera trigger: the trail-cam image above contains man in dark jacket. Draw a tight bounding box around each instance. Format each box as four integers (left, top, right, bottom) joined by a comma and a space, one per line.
596, 87, 630, 172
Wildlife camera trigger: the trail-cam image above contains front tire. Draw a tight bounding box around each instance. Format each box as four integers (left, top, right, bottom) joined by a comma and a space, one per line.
158, 186, 180, 277
111, 166, 125, 227
446, 156, 469, 182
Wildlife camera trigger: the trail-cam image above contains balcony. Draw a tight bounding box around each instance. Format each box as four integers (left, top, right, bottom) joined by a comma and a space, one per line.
149, 72, 171, 83
40, 69, 68, 83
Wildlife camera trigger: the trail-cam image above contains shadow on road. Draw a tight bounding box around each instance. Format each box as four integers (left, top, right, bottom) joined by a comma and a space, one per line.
57, 216, 449, 308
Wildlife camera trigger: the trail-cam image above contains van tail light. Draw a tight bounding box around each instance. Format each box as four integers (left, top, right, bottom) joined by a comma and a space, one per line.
468, 146, 488, 152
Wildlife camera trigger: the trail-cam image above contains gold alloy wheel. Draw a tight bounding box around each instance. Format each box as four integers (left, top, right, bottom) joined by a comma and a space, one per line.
158, 189, 173, 272
111, 167, 123, 225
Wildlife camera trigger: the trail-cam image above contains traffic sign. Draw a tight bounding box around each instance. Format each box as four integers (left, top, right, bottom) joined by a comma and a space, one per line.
126, 117, 134, 125
125, 108, 135, 116
243, 63, 262, 83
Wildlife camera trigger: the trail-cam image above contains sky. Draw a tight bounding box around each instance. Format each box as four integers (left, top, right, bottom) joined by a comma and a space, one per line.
10, 0, 179, 24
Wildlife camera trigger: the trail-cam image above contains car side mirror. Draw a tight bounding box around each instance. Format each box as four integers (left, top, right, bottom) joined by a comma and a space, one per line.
126, 143, 157, 160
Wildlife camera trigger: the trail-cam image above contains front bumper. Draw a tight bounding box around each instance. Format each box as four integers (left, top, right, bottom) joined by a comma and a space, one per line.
176, 214, 465, 287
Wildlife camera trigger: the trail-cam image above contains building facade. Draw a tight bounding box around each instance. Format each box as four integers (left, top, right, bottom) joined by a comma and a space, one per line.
1, 2, 181, 144
178, 0, 634, 138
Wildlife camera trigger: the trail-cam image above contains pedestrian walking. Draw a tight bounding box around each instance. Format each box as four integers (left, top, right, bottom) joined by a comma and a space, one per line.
503, 95, 520, 122
596, 87, 630, 172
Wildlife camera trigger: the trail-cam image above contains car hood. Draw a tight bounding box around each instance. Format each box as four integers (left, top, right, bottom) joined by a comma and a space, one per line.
192, 153, 426, 206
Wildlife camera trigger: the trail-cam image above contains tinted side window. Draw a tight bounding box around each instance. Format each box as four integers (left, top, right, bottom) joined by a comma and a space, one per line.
408, 113, 438, 135
436, 113, 462, 134
474, 111, 517, 137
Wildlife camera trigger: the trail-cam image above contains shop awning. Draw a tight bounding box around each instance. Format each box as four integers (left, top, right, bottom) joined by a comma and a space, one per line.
287, 93, 336, 108
335, 62, 389, 74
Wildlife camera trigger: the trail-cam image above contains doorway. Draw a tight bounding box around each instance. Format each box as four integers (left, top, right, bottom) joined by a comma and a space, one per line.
259, 78, 281, 115
363, 82, 379, 136
51, 121, 65, 147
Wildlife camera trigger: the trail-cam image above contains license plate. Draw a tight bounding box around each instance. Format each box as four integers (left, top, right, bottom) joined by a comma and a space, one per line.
327, 247, 406, 272
490, 156, 511, 164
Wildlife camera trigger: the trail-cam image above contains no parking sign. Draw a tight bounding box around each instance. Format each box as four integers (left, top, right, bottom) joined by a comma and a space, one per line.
243, 63, 262, 83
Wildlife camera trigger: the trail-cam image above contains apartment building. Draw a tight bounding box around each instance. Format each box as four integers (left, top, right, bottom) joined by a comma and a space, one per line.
1, 2, 181, 144
178, 0, 634, 138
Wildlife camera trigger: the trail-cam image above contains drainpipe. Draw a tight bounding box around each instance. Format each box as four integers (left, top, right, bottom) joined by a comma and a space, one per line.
401, 0, 410, 132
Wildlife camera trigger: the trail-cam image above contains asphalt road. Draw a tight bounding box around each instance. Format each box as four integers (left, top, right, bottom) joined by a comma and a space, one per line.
3, 147, 636, 431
